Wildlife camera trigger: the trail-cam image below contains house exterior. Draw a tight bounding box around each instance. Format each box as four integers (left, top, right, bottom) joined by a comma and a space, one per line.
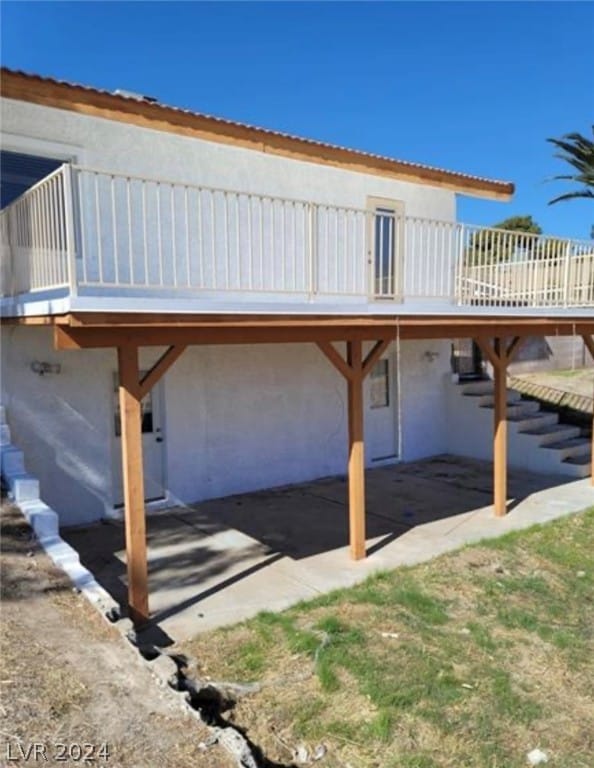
1, 69, 593, 624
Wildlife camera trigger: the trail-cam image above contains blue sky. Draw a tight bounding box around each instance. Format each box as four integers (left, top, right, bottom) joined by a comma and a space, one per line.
2, 1, 593, 239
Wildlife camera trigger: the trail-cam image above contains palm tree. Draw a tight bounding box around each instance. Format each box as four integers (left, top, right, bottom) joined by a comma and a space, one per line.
547, 127, 594, 204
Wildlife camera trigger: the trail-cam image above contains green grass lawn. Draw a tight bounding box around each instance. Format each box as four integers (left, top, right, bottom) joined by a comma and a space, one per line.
182, 510, 594, 767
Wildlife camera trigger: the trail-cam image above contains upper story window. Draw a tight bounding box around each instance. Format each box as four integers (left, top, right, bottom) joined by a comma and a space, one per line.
0, 150, 62, 209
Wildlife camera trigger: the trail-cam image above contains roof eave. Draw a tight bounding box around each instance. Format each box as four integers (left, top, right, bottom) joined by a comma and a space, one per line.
0, 68, 515, 200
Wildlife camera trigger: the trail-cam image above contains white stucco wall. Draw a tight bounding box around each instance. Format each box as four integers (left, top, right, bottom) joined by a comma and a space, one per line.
1, 98, 465, 315
0, 100, 459, 523
1, 327, 451, 527
1, 98, 456, 222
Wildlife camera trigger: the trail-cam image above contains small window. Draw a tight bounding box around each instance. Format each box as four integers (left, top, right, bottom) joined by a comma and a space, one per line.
370, 359, 390, 409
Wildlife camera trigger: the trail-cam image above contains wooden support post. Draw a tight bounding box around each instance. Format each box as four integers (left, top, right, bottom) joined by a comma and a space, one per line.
317, 338, 391, 559
475, 336, 524, 518
581, 335, 594, 486
347, 340, 366, 560
117, 346, 149, 626
492, 338, 507, 517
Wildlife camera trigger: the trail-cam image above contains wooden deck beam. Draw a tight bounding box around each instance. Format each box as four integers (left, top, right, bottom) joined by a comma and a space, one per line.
53, 316, 594, 351
58, 311, 594, 333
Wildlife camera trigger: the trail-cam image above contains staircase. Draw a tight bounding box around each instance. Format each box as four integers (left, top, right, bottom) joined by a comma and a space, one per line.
0, 405, 58, 538
460, 381, 591, 479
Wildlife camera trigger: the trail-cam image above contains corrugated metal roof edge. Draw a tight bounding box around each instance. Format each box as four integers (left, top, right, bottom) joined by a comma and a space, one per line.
0, 67, 515, 198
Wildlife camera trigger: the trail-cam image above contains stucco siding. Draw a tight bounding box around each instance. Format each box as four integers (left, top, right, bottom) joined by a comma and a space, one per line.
1, 327, 451, 526
2, 99, 457, 222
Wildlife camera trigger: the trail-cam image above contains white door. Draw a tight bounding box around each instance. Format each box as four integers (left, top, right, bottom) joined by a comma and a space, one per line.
112, 376, 166, 506
366, 353, 398, 461
368, 197, 405, 300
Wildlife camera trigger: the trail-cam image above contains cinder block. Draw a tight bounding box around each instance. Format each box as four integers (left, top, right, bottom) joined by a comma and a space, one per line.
42, 537, 80, 569
1, 446, 25, 476
9, 473, 40, 503
23, 502, 59, 539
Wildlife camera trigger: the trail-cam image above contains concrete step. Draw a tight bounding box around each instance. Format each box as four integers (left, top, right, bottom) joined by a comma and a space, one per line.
518, 422, 580, 445
562, 453, 591, 478
461, 381, 495, 396
1, 446, 25, 476
463, 388, 522, 405
481, 400, 541, 419
520, 400, 541, 415
509, 412, 559, 432
543, 436, 591, 461
8, 473, 40, 503
0, 423, 11, 447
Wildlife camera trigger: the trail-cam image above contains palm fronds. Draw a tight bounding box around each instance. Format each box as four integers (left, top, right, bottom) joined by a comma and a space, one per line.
547, 127, 594, 204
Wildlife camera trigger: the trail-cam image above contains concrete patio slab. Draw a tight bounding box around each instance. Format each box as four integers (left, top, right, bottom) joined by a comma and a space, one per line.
62, 455, 593, 642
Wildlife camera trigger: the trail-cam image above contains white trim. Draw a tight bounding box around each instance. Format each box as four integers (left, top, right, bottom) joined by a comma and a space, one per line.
2, 291, 592, 319
1, 131, 87, 165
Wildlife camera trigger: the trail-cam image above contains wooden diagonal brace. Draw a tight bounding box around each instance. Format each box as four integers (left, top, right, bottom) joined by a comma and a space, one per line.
582, 334, 594, 361
317, 341, 355, 381
505, 336, 523, 364
474, 337, 501, 370
362, 338, 392, 379
139, 345, 187, 399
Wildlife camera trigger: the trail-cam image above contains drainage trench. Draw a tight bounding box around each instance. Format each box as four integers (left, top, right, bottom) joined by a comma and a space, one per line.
124, 627, 311, 768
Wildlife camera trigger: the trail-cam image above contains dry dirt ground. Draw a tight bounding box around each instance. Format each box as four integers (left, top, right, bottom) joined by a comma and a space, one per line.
0, 503, 232, 768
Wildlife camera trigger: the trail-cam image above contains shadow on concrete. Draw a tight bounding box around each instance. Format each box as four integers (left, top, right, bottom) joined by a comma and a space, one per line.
62, 455, 575, 637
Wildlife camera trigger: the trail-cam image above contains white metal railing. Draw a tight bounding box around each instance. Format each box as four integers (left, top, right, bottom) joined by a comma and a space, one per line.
457, 225, 594, 308
73, 166, 368, 298
1, 162, 593, 310
0, 165, 76, 296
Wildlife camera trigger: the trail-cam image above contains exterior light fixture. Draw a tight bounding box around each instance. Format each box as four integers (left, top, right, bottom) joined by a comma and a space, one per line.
423, 350, 440, 362
30, 361, 61, 376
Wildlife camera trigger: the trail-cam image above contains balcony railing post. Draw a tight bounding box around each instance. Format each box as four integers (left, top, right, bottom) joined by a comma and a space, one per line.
367, 209, 374, 300
3, 209, 15, 297
562, 240, 572, 307
62, 163, 78, 297
308, 203, 317, 300
455, 223, 465, 305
